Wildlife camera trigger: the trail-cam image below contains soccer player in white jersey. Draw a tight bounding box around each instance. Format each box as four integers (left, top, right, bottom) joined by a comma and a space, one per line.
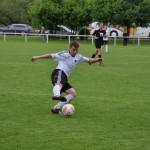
31, 41, 103, 114
103, 24, 109, 53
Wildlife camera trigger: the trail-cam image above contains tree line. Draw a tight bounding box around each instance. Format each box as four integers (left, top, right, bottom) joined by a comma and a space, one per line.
0, 0, 150, 34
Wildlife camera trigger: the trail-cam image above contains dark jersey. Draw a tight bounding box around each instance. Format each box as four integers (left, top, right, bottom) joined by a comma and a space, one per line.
93, 29, 106, 42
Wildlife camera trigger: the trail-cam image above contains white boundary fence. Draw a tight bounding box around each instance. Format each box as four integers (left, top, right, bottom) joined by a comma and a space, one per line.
0, 33, 150, 46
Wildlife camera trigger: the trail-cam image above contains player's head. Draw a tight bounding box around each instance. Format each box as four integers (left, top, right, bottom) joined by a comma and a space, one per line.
69, 41, 79, 57
99, 23, 104, 30
103, 24, 107, 30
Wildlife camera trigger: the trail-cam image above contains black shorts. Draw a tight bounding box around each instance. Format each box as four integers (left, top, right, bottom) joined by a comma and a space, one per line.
51, 69, 72, 93
95, 41, 103, 48
103, 40, 109, 45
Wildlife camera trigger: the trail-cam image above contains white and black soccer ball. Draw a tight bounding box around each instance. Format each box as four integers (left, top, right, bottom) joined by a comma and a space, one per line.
62, 104, 75, 116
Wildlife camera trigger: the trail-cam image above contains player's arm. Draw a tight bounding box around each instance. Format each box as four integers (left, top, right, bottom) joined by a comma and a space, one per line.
92, 30, 98, 39
88, 58, 103, 64
31, 54, 52, 62
94, 35, 98, 39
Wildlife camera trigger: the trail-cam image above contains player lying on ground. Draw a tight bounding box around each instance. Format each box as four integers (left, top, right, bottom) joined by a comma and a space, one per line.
31, 41, 103, 114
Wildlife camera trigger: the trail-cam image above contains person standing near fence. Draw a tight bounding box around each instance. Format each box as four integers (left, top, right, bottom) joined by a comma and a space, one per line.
103, 24, 109, 53
123, 29, 128, 46
39, 26, 45, 42
90, 22, 106, 65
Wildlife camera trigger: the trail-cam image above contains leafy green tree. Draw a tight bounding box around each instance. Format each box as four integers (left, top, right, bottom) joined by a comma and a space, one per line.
0, 0, 33, 26
135, 0, 150, 26
91, 0, 150, 35
108, 0, 150, 34
30, 0, 64, 30
31, 0, 93, 31
62, 0, 93, 31
91, 0, 111, 24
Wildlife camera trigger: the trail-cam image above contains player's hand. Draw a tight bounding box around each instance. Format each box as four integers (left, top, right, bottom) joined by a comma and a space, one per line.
99, 58, 104, 63
31, 56, 38, 62
95, 36, 98, 39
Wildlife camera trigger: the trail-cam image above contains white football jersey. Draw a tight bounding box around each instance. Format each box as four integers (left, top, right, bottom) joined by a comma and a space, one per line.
51, 51, 89, 77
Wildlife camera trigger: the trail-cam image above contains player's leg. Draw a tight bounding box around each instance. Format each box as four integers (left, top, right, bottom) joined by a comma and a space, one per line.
96, 42, 102, 59
51, 84, 76, 114
106, 44, 108, 53
103, 41, 106, 52
51, 69, 67, 102
105, 41, 108, 53
98, 48, 102, 58
53, 83, 62, 98
91, 49, 98, 58
98, 46, 103, 65
91, 41, 100, 58
52, 83, 67, 102
64, 88, 76, 102
52, 88, 76, 110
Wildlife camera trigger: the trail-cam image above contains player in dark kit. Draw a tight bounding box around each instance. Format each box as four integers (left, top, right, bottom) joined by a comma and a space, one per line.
91, 22, 106, 65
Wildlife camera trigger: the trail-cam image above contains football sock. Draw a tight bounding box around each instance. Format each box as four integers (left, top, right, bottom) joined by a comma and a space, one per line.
65, 94, 74, 102
53, 85, 61, 96
91, 54, 96, 58
54, 94, 74, 109
98, 55, 102, 58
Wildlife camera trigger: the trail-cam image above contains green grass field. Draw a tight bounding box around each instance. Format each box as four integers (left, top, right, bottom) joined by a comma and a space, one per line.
0, 40, 150, 150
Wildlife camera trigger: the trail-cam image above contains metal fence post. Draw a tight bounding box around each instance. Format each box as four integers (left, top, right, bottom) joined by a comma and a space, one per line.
68, 35, 70, 44
114, 36, 116, 46
138, 37, 140, 47
92, 36, 94, 45
25, 34, 27, 42
46, 34, 49, 43
4, 33, 6, 42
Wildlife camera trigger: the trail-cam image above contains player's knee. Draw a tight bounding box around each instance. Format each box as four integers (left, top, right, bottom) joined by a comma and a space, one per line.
71, 89, 77, 97
73, 90, 77, 97
67, 88, 77, 97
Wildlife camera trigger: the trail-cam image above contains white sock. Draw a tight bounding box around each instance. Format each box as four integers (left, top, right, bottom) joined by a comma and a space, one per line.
65, 94, 74, 102
54, 94, 74, 109
53, 85, 61, 96
106, 45, 108, 52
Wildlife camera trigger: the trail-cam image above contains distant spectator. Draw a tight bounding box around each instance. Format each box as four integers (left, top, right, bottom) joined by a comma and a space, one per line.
123, 29, 128, 46
39, 26, 45, 42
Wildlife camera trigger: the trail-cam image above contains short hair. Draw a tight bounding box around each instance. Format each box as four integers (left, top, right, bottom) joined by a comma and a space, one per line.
99, 22, 104, 25
70, 40, 79, 48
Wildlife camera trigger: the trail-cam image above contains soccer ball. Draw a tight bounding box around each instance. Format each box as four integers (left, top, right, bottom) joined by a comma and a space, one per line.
62, 104, 75, 116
